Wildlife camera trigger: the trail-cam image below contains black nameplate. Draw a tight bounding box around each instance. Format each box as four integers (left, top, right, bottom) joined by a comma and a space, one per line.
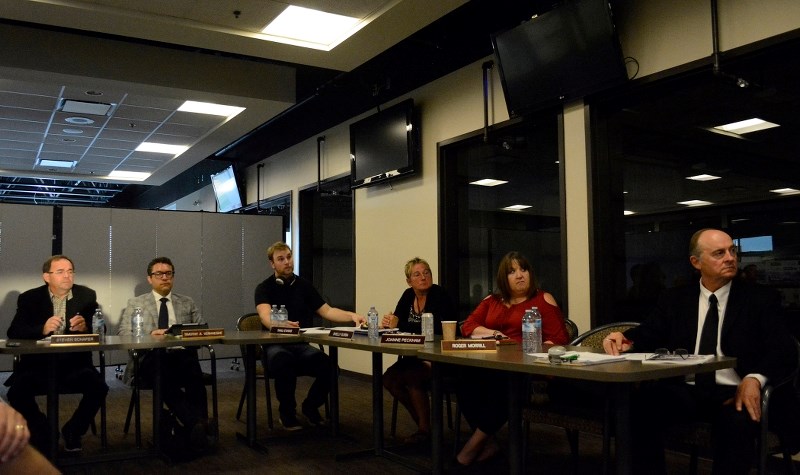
270, 327, 300, 335
381, 334, 425, 345
329, 329, 353, 339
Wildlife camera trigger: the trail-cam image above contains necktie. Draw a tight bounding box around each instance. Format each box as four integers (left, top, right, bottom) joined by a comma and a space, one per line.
696, 294, 719, 387
158, 297, 169, 329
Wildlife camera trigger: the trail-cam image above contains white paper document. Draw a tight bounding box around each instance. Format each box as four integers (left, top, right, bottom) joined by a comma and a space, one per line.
529, 351, 627, 366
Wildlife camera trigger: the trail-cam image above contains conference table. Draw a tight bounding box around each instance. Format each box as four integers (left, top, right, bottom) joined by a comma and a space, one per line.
417, 344, 736, 475
302, 331, 426, 471
221, 330, 303, 451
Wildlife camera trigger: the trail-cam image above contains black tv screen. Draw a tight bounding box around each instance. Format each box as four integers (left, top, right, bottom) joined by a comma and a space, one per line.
350, 98, 419, 189
491, 0, 627, 117
210, 165, 243, 212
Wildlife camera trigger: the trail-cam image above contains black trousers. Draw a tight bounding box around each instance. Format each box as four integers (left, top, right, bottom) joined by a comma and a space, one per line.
139, 349, 208, 428
631, 380, 758, 475
7, 365, 108, 450
455, 367, 509, 435
263, 343, 330, 419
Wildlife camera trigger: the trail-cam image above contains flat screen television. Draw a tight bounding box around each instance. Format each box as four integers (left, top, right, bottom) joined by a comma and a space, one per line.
210, 165, 243, 212
491, 0, 628, 118
350, 98, 419, 189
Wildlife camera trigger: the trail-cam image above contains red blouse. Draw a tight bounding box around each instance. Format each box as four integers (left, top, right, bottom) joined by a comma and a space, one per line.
461, 291, 569, 344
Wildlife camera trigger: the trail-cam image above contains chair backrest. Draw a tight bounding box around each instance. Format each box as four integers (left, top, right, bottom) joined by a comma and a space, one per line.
570, 321, 640, 349
563, 318, 579, 343
237, 312, 264, 331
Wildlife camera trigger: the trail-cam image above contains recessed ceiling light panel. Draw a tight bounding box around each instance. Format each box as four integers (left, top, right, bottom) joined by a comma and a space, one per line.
262, 6, 361, 51
502, 204, 532, 211
108, 170, 150, 181
713, 118, 779, 134
37, 159, 75, 168
469, 178, 508, 187
65, 117, 95, 125
178, 101, 245, 118
136, 142, 189, 155
677, 199, 713, 207
770, 188, 800, 195
686, 174, 720, 181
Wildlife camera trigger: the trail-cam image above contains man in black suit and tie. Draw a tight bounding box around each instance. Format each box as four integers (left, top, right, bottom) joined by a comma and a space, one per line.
118, 257, 210, 452
604, 228, 798, 474
5, 255, 109, 453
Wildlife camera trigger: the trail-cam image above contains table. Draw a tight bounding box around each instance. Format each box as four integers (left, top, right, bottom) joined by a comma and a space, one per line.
221, 331, 303, 452
0, 335, 222, 464
303, 332, 427, 471
417, 345, 736, 475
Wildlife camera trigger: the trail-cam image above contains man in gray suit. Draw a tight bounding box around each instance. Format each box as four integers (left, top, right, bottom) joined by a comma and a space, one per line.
118, 257, 209, 452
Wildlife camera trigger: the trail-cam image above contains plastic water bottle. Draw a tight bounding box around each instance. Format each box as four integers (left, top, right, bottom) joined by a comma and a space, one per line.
522, 309, 535, 354
270, 305, 278, 326
367, 306, 379, 340
279, 305, 289, 325
92, 308, 106, 341
132, 306, 144, 338
531, 307, 543, 354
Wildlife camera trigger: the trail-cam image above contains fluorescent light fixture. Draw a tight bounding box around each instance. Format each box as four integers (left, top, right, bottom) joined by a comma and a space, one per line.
178, 101, 245, 118
678, 199, 713, 207
623, 210, 635, 216
136, 142, 189, 155
770, 188, 800, 195
713, 118, 779, 134
38, 159, 75, 168
262, 6, 361, 51
470, 178, 508, 187
108, 170, 150, 181
686, 174, 720, 181
502, 204, 532, 212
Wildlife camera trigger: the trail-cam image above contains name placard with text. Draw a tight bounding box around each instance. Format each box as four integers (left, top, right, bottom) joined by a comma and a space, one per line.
441, 340, 497, 351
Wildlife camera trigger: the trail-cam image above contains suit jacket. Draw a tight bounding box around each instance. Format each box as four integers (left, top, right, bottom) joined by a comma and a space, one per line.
118, 292, 202, 384
5, 284, 98, 384
625, 279, 797, 389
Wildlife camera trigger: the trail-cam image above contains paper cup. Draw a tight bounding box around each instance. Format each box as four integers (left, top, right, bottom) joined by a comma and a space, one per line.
441, 321, 457, 341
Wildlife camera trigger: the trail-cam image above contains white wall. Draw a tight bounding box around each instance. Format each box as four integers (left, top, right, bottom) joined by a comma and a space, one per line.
242, 0, 800, 374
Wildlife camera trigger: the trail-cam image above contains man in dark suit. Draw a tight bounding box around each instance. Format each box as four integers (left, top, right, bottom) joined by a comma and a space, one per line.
604, 228, 798, 474
5, 255, 109, 453
118, 257, 211, 452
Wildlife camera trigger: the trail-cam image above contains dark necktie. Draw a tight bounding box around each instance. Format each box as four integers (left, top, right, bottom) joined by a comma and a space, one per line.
696, 294, 719, 387
158, 297, 169, 329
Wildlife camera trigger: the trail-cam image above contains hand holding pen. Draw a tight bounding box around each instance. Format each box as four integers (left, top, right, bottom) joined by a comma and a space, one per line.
603, 331, 633, 356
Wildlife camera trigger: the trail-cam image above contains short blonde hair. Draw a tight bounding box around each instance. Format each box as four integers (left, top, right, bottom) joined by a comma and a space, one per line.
267, 242, 291, 262
404, 257, 431, 279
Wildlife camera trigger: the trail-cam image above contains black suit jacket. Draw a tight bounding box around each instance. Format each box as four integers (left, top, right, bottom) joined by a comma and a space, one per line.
625, 280, 796, 384
6, 284, 98, 381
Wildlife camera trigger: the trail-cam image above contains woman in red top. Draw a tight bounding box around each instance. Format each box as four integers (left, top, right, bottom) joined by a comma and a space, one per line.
456, 251, 568, 466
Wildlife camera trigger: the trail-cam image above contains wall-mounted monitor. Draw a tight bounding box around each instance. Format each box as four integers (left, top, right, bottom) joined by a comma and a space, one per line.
491, 0, 628, 118
210, 165, 243, 213
350, 98, 419, 189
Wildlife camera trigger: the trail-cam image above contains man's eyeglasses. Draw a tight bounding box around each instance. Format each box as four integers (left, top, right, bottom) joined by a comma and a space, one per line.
649, 348, 689, 360
411, 270, 432, 279
47, 270, 75, 276
150, 271, 174, 279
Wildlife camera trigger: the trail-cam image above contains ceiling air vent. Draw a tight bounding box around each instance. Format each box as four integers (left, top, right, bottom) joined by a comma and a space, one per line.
58, 99, 115, 116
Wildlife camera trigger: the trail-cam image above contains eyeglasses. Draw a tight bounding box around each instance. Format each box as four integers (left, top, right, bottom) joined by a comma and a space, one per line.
47, 270, 74, 276
150, 271, 174, 279
411, 270, 432, 279
649, 348, 689, 360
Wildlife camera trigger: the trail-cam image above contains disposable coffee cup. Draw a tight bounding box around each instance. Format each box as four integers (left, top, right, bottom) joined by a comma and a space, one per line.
441, 321, 457, 341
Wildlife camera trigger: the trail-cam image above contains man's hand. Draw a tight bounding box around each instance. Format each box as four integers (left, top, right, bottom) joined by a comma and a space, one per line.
150, 329, 167, 336
68, 314, 87, 332
43, 316, 63, 335
602, 331, 632, 355
730, 377, 762, 422
0, 402, 29, 463
351, 313, 366, 326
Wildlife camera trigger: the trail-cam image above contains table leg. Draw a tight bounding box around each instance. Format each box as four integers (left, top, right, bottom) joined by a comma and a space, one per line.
329, 346, 339, 436
152, 348, 162, 454
372, 352, 383, 456
235, 343, 268, 452
47, 355, 59, 460
614, 383, 633, 475
430, 361, 443, 475
507, 373, 524, 475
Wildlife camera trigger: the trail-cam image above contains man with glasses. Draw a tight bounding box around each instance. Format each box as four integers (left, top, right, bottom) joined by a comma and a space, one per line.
118, 257, 210, 453
254, 242, 366, 430
604, 228, 798, 474
5, 255, 109, 453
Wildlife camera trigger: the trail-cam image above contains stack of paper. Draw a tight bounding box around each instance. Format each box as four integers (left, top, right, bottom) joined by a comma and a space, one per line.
529, 351, 627, 365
